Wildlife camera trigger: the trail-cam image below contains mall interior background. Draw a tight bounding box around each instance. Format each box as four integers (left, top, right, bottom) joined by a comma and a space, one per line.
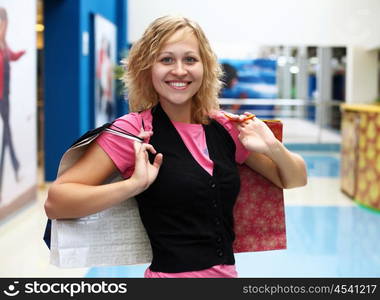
0, 0, 380, 277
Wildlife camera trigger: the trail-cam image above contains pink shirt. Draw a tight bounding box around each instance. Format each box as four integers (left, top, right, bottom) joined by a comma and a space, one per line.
96, 108, 249, 278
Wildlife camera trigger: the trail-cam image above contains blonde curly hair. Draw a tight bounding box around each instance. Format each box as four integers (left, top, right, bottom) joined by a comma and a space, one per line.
122, 15, 223, 124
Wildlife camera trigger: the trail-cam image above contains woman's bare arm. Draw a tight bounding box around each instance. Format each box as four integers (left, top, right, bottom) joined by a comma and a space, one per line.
45, 137, 163, 219
244, 143, 307, 189
231, 113, 307, 189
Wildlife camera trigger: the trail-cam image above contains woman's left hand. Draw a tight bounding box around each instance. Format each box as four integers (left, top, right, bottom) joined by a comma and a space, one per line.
235, 114, 278, 155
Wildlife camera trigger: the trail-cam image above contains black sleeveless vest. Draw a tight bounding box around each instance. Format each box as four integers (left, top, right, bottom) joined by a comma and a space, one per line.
135, 104, 240, 273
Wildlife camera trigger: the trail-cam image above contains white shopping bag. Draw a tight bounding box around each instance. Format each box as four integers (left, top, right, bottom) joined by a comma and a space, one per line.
49, 125, 153, 268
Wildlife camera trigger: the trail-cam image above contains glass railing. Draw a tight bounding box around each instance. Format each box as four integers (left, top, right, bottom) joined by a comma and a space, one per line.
219, 98, 343, 145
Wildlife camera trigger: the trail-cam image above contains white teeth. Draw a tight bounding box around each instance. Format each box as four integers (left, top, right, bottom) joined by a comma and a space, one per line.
169, 82, 187, 87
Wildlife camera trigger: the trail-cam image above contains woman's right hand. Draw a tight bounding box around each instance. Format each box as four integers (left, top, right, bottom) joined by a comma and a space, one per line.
130, 130, 163, 192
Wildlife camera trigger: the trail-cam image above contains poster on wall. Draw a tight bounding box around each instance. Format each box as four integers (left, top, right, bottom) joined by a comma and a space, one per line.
0, 0, 37, 216
219, 58, 277, 118
94, 14, 117, 127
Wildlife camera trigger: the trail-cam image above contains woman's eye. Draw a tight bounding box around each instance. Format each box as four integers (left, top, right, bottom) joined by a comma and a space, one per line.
184, 57, 197, 63
160, 57, 173, 64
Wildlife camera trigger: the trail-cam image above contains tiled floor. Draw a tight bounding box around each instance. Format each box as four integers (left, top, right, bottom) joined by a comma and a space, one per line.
1, 119, 379, 278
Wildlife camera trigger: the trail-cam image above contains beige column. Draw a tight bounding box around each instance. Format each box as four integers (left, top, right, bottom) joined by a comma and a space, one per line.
346, 46, 378, 104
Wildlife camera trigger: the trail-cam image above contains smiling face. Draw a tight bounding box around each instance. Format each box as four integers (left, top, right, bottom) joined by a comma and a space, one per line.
151, 28, 204, 109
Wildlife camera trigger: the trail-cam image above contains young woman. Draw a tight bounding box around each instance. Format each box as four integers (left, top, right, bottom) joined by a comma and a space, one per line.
45, 16, 307, 278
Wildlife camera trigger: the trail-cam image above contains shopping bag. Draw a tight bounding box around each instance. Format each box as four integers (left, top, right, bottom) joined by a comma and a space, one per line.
45, 123, 153, 268
233, 121, 286, 252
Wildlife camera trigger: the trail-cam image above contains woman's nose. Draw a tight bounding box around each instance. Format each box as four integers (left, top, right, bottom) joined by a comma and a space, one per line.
171, 62, 187, 76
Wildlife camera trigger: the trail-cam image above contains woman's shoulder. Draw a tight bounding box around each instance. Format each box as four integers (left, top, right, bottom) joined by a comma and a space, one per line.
209, 109, 250, 163
117, 109, 148, 122
114, 108, 153, 132
209, 109, 234, 131
209, 109, 241, 142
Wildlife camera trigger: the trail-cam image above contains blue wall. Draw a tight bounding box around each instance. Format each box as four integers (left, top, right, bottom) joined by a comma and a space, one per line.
44, 0, 128, 181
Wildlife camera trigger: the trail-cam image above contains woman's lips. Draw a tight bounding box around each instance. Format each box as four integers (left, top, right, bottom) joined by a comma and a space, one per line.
165, 81, 192, 90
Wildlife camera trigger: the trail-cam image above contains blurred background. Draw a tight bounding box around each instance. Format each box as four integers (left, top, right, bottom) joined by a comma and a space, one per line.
0, 0, 379, 277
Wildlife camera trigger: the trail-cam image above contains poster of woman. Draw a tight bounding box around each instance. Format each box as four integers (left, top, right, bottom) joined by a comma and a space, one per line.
0, 0, 37, 214
94, 14, 117, 127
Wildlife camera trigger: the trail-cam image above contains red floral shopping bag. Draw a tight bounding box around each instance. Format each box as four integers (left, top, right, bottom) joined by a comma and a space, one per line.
233, 121, 286, 252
